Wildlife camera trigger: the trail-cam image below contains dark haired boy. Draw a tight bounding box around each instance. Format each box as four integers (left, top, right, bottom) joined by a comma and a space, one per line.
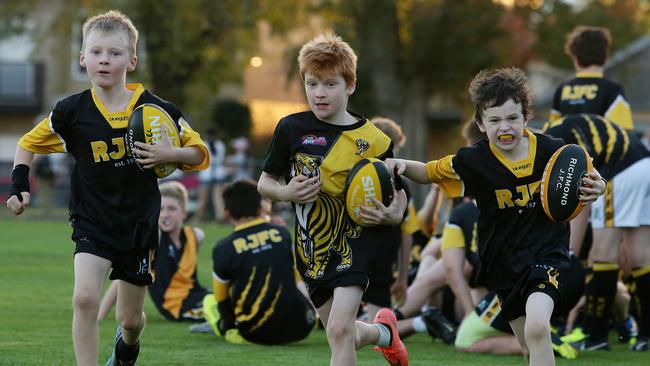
205, 179, 316, 345
550, 26, 633, 130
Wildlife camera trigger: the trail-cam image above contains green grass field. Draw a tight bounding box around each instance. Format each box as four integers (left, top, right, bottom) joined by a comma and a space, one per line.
0, 218, 645, 365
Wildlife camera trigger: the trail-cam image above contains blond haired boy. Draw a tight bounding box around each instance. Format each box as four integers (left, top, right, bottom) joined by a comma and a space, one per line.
6, 10, 209, 366
258, 34, 408, 366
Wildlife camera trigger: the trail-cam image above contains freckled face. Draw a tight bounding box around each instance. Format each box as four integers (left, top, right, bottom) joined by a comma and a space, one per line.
478, 99, 527, 153
304, 72, 355, 123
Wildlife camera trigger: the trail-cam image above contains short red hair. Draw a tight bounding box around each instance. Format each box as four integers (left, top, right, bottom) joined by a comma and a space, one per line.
298, 33, 357, 88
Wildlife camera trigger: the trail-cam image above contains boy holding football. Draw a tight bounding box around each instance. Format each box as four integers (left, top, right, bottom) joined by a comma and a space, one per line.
6, 10, 209, 366
258, 34, 408, 366
387, 67, 606, 366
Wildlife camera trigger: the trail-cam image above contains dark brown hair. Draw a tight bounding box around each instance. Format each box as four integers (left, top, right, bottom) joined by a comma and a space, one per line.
564, 26, 611, 67
468, 67, 532, 124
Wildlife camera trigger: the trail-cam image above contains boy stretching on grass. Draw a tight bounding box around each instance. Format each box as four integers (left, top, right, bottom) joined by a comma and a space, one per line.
6, 10, 208, 366
258, 33, 408, 366
387, 67, 606, 366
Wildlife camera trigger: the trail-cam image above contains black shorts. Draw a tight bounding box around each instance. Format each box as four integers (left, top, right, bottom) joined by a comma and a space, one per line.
74, 236, 155, 286
495, 263, 564, 322
242, 292, 316, 345
308, 272, 369, 308
364, 239, 400, 307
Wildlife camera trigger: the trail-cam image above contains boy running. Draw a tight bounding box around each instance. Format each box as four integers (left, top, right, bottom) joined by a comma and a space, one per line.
388, 67, 606, 366
6, 10, 209, 365
258, 34, 408, 366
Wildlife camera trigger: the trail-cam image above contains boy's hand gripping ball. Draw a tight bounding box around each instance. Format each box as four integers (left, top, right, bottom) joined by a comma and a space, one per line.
126, 103, 181, 178
344, 158, 395, 226
540, 144, 593, 223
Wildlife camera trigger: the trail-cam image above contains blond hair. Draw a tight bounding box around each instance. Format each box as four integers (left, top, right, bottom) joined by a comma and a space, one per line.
298, 33, 357, 88
159, 181, 189, 211
82, 10, 138, 56
371, 117, 406, 148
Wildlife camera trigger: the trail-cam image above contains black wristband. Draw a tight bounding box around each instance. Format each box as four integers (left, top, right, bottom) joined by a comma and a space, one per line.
10, 164, 30, 202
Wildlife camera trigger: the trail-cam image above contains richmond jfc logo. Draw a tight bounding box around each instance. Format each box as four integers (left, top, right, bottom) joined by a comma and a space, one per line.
302, 135, 327, 146
355, 139, 370, 156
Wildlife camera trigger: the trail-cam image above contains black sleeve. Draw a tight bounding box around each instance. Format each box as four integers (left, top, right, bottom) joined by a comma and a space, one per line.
263, 119, 291, 177
212, 239, 234, 281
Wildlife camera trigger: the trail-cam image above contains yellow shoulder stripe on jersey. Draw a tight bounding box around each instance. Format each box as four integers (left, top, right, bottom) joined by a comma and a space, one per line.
18, 117, 66, 153
584, 115, 603, 155
593, 262, 620, 272
441, 224, 465, 251
632, 265, 650, 279
489, 129, 537, 178
425, 155, 463, 198
605, 95, 634, 130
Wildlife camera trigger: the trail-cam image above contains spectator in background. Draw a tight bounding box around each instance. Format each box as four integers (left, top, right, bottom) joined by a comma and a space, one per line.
196, 129, 227, 222
227, 137, 253, 182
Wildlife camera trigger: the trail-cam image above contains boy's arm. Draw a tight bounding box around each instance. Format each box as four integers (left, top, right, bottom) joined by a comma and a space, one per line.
258, 171, 320, 204
386, 158, 430, 183
193, 227, 205, 249
390, 233, 412, 305
442, 247, 474, 317
6, 146, 36, 215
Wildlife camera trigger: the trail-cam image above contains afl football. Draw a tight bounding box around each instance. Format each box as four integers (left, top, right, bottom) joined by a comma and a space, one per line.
126, 103, 181, 178
540, 144, 593, 223
344, 158, 394, 226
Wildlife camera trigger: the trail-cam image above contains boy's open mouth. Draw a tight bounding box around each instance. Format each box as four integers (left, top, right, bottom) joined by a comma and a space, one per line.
498, 134, 514, 142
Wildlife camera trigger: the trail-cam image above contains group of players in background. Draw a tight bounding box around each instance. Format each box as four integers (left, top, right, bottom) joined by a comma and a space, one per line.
5, 8, 649, 366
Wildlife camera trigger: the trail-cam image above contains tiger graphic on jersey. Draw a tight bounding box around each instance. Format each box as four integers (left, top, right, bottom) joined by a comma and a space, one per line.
291, 153, 360, 279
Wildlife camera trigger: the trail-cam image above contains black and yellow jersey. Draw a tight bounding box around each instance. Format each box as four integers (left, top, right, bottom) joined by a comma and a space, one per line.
440, 201, 480, 274
425, 130, 570, 290
18, 84, 209, 250
149, 227, 208, 320
543, 114, 650, 180
550, 72, 633, 130
212, 219, 306, 336
474, 292, 511, 333
263, 111, 393, 283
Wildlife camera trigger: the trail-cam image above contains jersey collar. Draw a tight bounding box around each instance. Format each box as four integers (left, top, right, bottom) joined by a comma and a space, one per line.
234, 217, 269, 232
489, 128, 537, 178
576, 71, 603, 78
91, 83, 145, 129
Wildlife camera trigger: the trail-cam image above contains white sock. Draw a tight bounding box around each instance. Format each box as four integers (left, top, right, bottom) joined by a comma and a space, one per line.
375, 323, 392, 347
412, 316, 427, 333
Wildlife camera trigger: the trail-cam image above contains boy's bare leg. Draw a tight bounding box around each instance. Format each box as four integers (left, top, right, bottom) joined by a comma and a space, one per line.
116, 280, 147, 345
72, 253, 111, 366
318, 286, 376, 366
509, 316, 529, 361
97, 280, 119, 321
525, 292, 555, 366
398, 259, 447, 317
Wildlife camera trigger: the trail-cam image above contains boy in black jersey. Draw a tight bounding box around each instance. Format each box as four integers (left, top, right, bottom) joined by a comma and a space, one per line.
550, 26, 633, 130
6, 10, 209, 366
207, 180, 316, 345
258, 34, 408, 366
389, 67, 606, 366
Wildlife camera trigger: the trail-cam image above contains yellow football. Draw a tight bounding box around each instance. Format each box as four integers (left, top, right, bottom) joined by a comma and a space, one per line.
344, 158, 394, 226
126, 103, 181, 178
